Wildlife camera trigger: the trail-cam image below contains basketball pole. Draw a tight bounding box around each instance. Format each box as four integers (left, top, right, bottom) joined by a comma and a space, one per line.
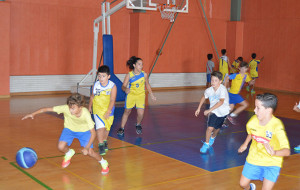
199, 0, 219, 60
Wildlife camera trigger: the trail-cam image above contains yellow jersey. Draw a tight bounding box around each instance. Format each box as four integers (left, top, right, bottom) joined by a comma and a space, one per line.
228, 73, 252, 94
92, 80, 115, 116
53, 105, 94, 132
129, 71, 145, 95
230, 60, 239, 74
249, 59, 261, 78
246, 115, 290, 167
219, 56, 229, 80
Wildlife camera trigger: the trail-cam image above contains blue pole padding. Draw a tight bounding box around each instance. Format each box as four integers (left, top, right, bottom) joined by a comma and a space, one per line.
103, 34, 125, 101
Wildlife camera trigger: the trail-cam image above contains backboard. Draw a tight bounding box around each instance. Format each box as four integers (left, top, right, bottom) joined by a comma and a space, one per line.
126, 0, 188, 13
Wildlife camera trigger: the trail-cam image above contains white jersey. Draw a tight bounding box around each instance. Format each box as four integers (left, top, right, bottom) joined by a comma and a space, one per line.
220, 55, 229, 63
204, 84, 230, 117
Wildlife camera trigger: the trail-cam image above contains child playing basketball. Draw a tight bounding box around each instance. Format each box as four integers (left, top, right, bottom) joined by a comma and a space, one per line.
219, 49, 232, 82
230, 57, 243, 74
117, 56, 156, 135
22, 93, 109, 174
206, 54, 215, 87
195, 71, 230, 153
88, 65, 117, 156
225, 62, 254, 124
246, 53, 264, 94
293, 101, 300, 151
238, 93, 290, 190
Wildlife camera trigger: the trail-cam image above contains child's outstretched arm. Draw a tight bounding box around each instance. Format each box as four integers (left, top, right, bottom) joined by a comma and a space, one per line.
195, 95, 205, 117
224, 75, 230, 88
22, 107, 54, 120
104, 85, 117, 119
144, 72, 156, 101
238, 134, 252, 153
122, 73, 130, 94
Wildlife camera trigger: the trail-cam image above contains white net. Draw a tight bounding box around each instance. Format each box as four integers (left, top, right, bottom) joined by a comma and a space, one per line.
158, 4, 178, 22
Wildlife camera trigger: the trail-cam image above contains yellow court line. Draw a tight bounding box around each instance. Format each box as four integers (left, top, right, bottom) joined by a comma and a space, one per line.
41, 157, 103, 190
280, 173, 300, 179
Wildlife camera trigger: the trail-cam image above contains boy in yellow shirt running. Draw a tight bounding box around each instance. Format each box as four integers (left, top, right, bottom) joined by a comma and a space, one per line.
238, 93, 290, 190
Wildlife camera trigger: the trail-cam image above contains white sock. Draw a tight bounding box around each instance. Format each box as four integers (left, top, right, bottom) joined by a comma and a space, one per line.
230, 113, 237, 117
65, 149, 73, 156
99, 158, 106, 164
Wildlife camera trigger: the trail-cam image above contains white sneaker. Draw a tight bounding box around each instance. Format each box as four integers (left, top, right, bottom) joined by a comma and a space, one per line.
250, 183, 256, 190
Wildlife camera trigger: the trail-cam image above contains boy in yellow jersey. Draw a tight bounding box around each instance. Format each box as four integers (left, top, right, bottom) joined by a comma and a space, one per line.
225, 62, 254, 124
238, 93, 290, 190
246, 53, 264, 94
117, 56, 156, 135
219, 49, 232, 82
22, 94, 109, 174
88, 65, 117, 156
230, 57, 243, 74
293, 101, 300, 151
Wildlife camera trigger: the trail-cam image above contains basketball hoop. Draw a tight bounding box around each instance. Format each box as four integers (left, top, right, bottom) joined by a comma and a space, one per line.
158, 4, 178, 22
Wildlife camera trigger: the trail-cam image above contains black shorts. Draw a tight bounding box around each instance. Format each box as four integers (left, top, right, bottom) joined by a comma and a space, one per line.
207, 113, 227, 129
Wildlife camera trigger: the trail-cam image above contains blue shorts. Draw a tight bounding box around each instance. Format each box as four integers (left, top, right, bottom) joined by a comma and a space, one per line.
207, 113, 227, 129
242, 161, 281, 183
59, 128, 93, 148
229, 92, 244, 105
206, 74, 211, 83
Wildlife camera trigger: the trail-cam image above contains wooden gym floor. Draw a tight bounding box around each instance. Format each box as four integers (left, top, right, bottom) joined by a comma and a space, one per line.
0, 88, 300, 190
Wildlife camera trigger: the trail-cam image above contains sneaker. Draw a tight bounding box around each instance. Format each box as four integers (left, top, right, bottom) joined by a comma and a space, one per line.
100, 160, 109, 175
227, 116, 237, 125
209, 136, 216, 146
98, 143, 106, 156
62, 149, 75, 168
222, 123, 229, 128
294, 145, 300, 151
251, 90, 256, 94
104, 140, 108, 152
117, 128, 125, 135
250, 183, 256, 190
136, 124, 142, 134
200, 142, 209, 153
246, 86, 250, 92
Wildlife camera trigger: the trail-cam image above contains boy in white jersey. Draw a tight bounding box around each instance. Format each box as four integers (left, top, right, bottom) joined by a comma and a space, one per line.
117, 56, 156, 136
238, 93, 290, 190
22, 93, 109, 174
89, 65, 117, 156
195, 71, 230, 153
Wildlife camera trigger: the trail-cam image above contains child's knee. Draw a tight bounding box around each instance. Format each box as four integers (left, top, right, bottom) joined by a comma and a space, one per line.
239, 180, 249, 189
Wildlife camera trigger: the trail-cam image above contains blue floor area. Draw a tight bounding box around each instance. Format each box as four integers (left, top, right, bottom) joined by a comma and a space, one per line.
109, 102, 300, 172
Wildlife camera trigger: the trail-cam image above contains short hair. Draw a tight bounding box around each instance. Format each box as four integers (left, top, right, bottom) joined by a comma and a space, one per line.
237, 57, 243, 62
207, 54, 213, 60
251, 53, 257, 59
221, 49, 226, 55
127, 56, 142, 70
67, 93, 85, 107
98, 65, 110, 75
240, 61, 249, 68
256, 93, 278, 111
211, 71, 223, 81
